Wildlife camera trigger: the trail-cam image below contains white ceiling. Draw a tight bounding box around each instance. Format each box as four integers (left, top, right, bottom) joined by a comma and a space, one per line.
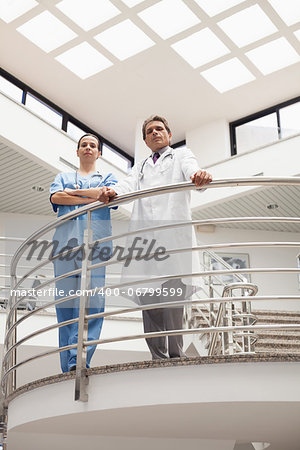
1, 0, 300, 156
193, 184, 300, 232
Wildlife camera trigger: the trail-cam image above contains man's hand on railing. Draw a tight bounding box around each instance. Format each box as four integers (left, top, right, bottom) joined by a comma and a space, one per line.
190, 170, 212, 187
98, 187, 117, 204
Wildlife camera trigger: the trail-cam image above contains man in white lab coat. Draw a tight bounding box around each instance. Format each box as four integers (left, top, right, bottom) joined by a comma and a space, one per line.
105, 115, 212, 359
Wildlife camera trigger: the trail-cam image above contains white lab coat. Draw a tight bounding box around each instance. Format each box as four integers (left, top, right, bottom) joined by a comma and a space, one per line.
115, 146, 202, 302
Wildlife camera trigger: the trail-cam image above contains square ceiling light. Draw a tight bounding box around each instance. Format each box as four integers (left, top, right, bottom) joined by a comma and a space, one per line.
94, 20, 154, 61
200, 57, 255, 93
193, 0, 245, 17
0, 0, 38, 23
218, 5, 277, 48
17, 11, 77, 53
120, 0, 145, 6
245, 37, 300, 75
268, 0, 300, 26
55, 42, 113, 79
56, 0, 120, 31
171, 28, 230, 68
138, 0, 200, 40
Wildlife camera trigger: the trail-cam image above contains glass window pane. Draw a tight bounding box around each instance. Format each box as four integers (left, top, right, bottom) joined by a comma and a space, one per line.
102, 143, 130, 172
235, 113, 279, 153
25, 93, 62, 128
280, 102, 300, 139
0, 76, 23, 102
173, 144, 187, 150
67, 121, 87, 141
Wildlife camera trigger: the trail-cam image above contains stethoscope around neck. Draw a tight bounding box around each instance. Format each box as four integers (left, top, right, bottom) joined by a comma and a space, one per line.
74, 170, 103, 189
138, 151, 173, 180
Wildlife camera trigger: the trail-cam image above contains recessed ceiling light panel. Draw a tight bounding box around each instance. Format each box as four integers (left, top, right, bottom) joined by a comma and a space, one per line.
200, 57, 255, 93
193, 0, 245, 17
268, 0, 300, 26
17, 11, 77, 53
56, 0, 120, 31
138, 0, 200, 40
120, 0, 145, 6
246, 37, 300, 75
0, 0, 38, 23
218, 5, 278, 48
171, 28, 230, 68
94, 20, 154, 61
55, 42, 113, 79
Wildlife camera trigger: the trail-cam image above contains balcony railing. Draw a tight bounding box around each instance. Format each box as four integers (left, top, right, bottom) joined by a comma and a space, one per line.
1, 176, 300, 409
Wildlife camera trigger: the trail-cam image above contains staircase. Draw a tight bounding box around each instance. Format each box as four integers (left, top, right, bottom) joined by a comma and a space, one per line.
188, 307, 300, 356
254, 310, 300, 355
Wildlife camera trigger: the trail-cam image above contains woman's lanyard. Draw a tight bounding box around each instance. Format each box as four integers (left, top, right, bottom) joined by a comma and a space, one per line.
74, 171, 103, 189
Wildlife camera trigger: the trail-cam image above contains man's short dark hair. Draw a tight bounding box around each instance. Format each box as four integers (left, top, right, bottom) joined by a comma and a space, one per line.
142, 115, 171, 140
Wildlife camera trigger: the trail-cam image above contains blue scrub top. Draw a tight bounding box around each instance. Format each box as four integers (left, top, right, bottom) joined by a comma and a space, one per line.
50, 171, 117, 256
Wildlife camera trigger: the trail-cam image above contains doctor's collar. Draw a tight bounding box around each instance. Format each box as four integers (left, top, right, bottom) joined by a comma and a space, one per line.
151, 145, 169, 158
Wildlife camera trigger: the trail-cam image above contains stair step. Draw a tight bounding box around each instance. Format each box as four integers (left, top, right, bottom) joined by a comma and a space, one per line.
255, 348, 300, 355
255, 317, 300, 324
257, 329, 300, 336
253, 310, 300, 317
255, 339, 300, 348
189, 309, 300, 356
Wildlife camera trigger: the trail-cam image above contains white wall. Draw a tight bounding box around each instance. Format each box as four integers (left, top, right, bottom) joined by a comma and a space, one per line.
186, 119, 231, 167
7, 362, 300, 449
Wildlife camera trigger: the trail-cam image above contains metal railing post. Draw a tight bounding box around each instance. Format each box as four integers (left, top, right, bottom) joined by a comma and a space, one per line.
74, 212, 92, 402
225, 289, 234, 355
4, 276, 18, 398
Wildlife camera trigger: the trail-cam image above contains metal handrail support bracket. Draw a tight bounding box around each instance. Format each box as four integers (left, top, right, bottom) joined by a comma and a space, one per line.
225, 283, 258, 355
225, 301, 234, 356
208, 282, 258, 356
208, 303, 224, 355
75, 214, 91, 402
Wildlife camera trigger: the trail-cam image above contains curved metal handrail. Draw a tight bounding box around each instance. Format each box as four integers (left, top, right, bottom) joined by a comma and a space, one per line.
7, 261, 300, 332
9, 176, 300, 277
10, 220, 300, 296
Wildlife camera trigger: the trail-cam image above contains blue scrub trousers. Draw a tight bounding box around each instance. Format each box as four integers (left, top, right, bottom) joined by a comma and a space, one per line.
54, 255, 105, 373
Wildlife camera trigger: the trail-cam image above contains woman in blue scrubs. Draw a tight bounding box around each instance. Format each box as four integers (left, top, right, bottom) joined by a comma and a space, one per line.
50, 134, 117, 373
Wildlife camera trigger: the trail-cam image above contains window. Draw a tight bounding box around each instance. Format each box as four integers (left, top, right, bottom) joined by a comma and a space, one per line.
0, 68, 133, 166
172, 141, 186, 150
280, 102, 300, 139
102, 143, 130, 172
67, 121, 87, 141
26, 93, 63, 128
235, 113, 279, 153
0, 75, 23, 102
230, 96, 300, 155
